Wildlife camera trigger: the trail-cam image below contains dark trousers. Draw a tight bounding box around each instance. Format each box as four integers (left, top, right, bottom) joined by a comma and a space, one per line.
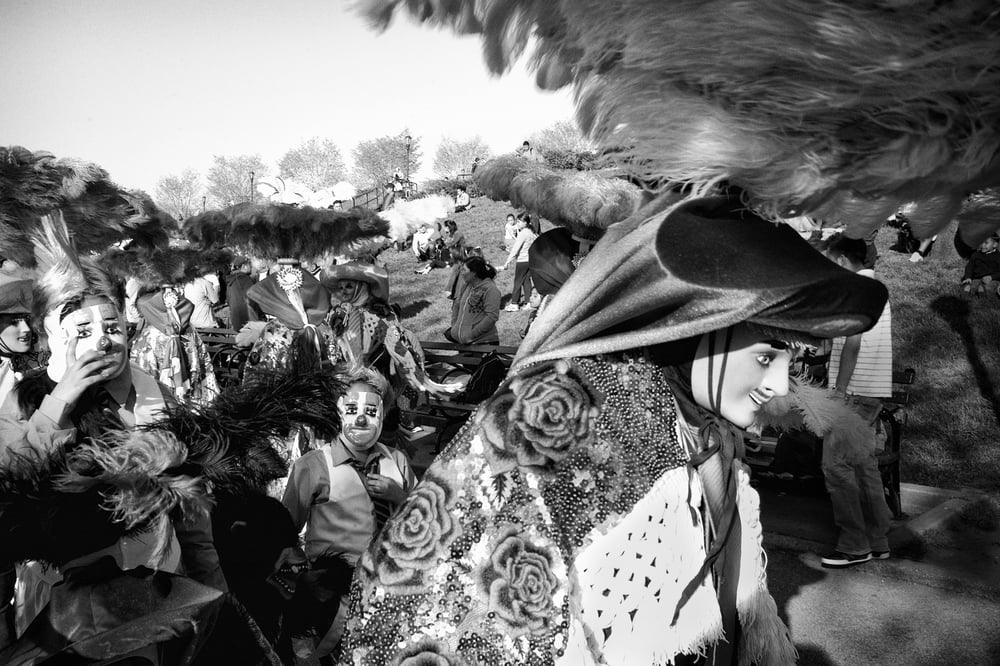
511, 261, 532, 306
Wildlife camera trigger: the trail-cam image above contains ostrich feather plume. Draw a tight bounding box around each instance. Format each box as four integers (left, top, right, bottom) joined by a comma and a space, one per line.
1, 146, 177, 265
146, 370, 345, 498
474, 155, 642, 240
361, 0, 1000, 238
756, 376, 870, 446
32, 212, 118, 321
377, 194, 454, 240
102, 246, 234, 288
184, 203, 389, 260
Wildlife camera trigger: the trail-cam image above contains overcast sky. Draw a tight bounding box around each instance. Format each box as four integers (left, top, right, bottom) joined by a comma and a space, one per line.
0, 0, 575, 193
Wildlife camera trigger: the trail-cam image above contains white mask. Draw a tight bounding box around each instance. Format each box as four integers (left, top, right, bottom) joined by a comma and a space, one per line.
337, 384, 384, 453
45, 300, 128, 383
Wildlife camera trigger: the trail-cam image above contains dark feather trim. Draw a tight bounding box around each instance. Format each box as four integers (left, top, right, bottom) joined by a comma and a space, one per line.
146, 370, 345, 497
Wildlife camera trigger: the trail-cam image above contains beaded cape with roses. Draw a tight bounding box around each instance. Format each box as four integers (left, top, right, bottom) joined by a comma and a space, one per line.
338, 353, 795, 666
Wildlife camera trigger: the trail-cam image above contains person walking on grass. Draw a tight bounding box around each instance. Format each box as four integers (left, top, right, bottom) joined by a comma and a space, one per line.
499, 213, 538, 311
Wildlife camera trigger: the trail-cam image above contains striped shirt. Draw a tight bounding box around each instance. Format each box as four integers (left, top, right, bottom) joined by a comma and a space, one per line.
828, 269, 893, 398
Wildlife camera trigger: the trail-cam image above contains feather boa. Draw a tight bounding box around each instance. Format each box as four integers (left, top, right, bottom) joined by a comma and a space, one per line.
360, 0, 1000, 238
474, 155, 642, 240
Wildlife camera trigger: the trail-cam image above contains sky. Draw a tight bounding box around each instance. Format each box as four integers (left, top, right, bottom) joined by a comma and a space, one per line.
0, 0, 576, 194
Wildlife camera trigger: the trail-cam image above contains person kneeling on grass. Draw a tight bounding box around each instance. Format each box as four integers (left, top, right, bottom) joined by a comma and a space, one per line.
280, 365, 416, 660
445, 256, 501, 344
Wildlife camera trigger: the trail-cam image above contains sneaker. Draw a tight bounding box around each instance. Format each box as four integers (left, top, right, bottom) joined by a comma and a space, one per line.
504, 303, 520, 312
871, 550, 890, 560
909, 252, 923, 263
820, 551, 872, 568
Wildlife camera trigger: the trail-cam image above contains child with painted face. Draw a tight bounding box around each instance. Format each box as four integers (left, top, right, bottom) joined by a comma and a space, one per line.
280, 366, 416, 656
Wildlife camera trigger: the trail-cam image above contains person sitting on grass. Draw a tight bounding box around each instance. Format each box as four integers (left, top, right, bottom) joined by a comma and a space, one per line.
959, 233, 1000, 296
454, 185, 471, 213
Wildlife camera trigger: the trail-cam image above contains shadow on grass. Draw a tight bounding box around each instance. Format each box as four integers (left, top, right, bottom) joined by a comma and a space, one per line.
930, 296, 1000, 427
397, 299, 433, 319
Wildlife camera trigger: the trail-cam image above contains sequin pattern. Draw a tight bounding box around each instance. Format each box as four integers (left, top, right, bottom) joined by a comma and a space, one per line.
337, 353, 691, 665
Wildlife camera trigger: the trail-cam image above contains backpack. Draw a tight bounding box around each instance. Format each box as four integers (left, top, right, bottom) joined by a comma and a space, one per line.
460, 351, 512, 404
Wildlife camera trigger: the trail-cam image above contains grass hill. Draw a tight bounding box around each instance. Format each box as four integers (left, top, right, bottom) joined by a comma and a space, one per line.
383, 196, 1000, 493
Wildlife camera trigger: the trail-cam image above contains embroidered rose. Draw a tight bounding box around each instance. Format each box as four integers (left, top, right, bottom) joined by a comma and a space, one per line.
391, 639, 469, 666
478, 528, 559, 635
376, 476, 462, 591
505, 360, 601, 467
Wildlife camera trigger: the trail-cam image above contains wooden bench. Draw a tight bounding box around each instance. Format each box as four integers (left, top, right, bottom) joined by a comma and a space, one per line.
196, 327, 249, 387
404, 341, 518, 451
746, 367, 916, 519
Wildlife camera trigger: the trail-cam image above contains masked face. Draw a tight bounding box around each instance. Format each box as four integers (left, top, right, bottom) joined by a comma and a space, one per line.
0, 316, 32, 355
691, 323, 794, 428
46, 299, 128, 383
334, 279, 364, 304
337, 381, 385, 452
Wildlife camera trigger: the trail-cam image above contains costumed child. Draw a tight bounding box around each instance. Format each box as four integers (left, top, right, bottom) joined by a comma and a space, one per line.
281, 364, 416, 661
323, 262, 466, 445
103, 243, 229, 405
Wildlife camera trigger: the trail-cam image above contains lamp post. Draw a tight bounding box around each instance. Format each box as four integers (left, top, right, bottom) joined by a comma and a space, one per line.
404, 135, 412, 193
249, 170, 255, 203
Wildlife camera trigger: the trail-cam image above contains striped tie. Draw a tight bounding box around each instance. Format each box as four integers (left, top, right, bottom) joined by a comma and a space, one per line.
348, 457, 394, 532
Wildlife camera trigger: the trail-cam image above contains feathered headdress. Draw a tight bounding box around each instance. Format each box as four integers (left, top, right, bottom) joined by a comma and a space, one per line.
32, 211, 118, 324
474, 155, 643, 242
184, 203, 389, 261
362, 0, 1000, 241
1, 146, 177, 265
101, 245, 234, 290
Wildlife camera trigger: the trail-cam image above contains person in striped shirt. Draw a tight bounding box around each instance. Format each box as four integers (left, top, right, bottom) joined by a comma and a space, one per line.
819, 233, 894, 568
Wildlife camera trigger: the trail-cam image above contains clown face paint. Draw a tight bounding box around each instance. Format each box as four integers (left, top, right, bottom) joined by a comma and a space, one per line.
691, 323, 793, 428
46, 299, 129, 383
337, 381, 385, 453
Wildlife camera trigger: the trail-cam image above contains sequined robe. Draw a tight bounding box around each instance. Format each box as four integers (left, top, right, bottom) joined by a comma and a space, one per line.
338, 354, 795, 666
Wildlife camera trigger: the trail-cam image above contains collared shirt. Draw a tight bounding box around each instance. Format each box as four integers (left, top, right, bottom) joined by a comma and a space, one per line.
281, 440, 416, 563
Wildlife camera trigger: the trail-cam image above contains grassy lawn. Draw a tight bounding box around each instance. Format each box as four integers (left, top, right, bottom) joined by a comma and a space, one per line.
385, 196, 1000, 493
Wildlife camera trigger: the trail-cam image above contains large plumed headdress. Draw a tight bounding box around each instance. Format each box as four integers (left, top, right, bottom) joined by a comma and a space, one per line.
0, 145, 176, 266
474, 155, 643, 243
362, 0, 1000, 242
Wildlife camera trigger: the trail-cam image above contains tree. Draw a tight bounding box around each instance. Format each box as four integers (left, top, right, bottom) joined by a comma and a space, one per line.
278, 138, 347, 191
433, 136, 492, 179
529, 120, 597, 153
206, 154, 271, 208
154, 169, 204, 220
351, 131, 422, 189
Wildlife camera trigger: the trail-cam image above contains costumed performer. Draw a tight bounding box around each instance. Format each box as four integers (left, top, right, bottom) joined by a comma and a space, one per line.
323, 262, 466, 444
0, 273, 36, 406
337, 194, 888, 666
280, 364, 417, 661
0, 212, 230, 656
102, 243, 229, 406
